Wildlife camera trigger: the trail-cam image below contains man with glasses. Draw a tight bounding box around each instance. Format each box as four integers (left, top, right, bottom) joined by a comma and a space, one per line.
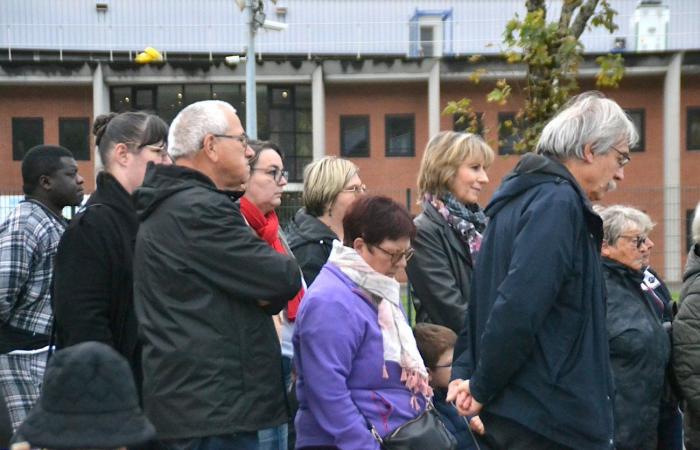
448, 92, 638, 450
132, 100, 302, 450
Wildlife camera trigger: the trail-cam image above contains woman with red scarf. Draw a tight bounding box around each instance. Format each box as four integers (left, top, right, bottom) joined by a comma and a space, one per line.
240, 140, 304, 450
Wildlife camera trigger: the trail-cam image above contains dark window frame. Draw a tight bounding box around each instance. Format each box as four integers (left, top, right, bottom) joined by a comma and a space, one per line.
625, 109, 645, 152
12, 117, 44, 161
385, 114, 415, 157
340, 115, 370, 158
688, 107, 700, 151
59, 117, 91, 161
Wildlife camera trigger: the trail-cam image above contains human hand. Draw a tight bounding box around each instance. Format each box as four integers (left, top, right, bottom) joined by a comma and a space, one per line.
469, 415, 485, 435
10, 442, 30, 450
446, 379, 483, 416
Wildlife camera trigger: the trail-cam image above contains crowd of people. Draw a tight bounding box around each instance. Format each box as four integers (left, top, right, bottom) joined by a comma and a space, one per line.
0, 91, 699, 450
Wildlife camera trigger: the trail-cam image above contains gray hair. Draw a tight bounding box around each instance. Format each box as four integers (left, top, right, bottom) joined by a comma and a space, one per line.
168, 100, 237, 160
692, 202, 700, 245
536, 91, 638, 160
597, 204, 654, 246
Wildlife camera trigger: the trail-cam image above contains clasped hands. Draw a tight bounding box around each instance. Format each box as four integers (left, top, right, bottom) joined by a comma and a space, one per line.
446, 378, 485, 435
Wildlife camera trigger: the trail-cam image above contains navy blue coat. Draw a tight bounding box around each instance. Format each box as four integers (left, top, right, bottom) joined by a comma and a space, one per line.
452, 154, 615, 449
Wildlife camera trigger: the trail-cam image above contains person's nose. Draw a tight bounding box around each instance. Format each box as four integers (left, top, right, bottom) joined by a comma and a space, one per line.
478, 167, 489, 185
396, 255, 408, 270
645, 237, 654, 250
76, 173, 85, 185
614, 166, 624, 182
245, 145, 254, 159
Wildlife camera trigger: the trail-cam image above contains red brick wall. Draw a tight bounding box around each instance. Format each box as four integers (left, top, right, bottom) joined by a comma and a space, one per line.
0, 86, 95, 193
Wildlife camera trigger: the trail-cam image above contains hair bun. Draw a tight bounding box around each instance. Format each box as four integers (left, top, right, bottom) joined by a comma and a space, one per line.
92, 112, 118, 147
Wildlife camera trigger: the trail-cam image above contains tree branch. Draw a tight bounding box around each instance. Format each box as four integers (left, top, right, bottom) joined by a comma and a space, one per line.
526, 0, 545, 14
570, 0, 599, 38
559, 0, 582, 32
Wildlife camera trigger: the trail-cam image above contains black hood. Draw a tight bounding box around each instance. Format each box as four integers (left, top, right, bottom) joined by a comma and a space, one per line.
133, 163, 243, 222
286, 208, 337, 249
486, 153, 589, 217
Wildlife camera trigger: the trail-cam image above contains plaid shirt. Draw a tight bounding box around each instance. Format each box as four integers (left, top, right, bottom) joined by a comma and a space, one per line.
0, 200, 67, 335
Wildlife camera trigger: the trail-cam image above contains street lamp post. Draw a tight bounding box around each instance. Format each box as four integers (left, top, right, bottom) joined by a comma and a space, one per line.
245, 0, 258, 139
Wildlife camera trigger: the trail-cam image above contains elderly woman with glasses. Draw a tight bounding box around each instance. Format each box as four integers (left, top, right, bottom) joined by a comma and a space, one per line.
293, 196, 435, 450
52, 111, 169, 394
286, 156, 366, 287
406, 131, 494, 334
239, 140, 303, 450
598, 205, 670, 450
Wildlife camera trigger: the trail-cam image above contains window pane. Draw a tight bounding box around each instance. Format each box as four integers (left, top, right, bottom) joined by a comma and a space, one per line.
625, 109, 645, 152
271, 87, 293, 107
341, 116, 369, 157
498, 112, 519, 155
270, 109, 295, 132
295, 85, 311, 108
12, 118, 44, 161
420, 26, 434, 57
453, 112, 484, 137
59, 118, 90, 161
296, 110, 312, 133
185, 84, 211, 105
157, 85, 184, 124
688, 108, 700, 151
212, 84, 244, 111
111, 87, 132, 112
134, 87, 155, 110
257, 85, 269, 137
385, 115, 415, 157
296, 133, 312, 157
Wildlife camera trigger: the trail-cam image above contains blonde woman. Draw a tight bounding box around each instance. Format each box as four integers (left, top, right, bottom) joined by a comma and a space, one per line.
406, 131, 494, 333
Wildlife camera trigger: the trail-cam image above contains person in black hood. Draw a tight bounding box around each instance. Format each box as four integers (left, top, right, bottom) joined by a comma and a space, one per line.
286, 156, 365, 286
447, 91, 638, 450
132, 100, 302, 450
597, 205, 670, 450
53, 111, 169, 396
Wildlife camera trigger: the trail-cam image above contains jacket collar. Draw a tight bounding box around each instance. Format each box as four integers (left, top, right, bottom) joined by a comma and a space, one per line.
422, 201, 472, 265
89, 172, 137, 217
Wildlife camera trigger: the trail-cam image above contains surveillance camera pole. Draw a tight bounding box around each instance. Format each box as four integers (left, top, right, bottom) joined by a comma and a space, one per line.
245, 0, 258, 139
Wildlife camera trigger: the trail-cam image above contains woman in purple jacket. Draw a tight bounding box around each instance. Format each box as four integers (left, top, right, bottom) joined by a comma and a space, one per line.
293, 195, 432, 450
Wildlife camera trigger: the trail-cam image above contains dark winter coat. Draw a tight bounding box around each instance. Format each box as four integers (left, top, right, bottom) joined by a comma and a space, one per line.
673, 244, 700, 449
603, 258, 670, 450
452, 153, 615, 450
433, 388, 477, 450
406, 203, 473, 334
286, 208, 337, 286
132, 164, 302, 440
53, 172, 143, 390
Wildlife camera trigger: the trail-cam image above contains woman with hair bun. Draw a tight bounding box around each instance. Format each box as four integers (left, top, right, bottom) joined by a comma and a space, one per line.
52, 111, 169, 394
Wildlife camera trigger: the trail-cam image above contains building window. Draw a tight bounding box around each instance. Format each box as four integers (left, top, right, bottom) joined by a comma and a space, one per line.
625, 109, 645, 152
498, 112, 520, 155
59, 118, 90, 161
409, 9, 452, 57
385, 114, 415, 157
12, 118, 44, 161
340, 116, 370, 157
453, 112, 484, 137
688, 107, 700, 151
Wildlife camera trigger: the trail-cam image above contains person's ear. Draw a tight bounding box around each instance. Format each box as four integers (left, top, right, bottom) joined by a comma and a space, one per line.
38, 173, 53, 191
582, 143, 595, 164
202, 134, 219, 163
113, 143, 131, 166
601, 241, 612, 257
353, 237, 366, 253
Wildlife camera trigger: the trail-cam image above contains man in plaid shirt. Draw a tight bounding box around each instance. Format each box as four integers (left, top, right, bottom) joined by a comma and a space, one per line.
0, 145, 84, 431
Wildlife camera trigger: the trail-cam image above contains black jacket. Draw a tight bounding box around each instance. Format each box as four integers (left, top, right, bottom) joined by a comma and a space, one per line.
132, 164, 302, 439
406, 202, 472, 334
286, 208, 336, 286
673, 245, 700, 449
53, 172, 143, 389
452, 154, 615, 449
603, 258, 670, 450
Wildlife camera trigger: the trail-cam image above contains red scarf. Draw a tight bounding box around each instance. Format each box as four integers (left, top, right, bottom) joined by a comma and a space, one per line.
239, 197, 304, 320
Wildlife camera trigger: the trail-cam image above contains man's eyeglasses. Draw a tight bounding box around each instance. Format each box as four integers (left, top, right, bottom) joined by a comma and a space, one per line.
371, 244, 415, 264
252, 167, 289, 184
619, 234, 648, 249
213, 133, 249, 149
610, 145, 631, 168
342, 184, 368, 195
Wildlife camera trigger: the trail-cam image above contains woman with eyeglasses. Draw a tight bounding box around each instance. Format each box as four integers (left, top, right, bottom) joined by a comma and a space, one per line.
286, 156, 366, 287
293, 195, 433, 450
406, 131, 494, 334
597, 205, 670, 450
239, 140, 304, 450
53, 111, 169, 396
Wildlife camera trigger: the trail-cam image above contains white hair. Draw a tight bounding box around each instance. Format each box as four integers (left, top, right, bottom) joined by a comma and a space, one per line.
168, 100, 237, 160
536, 91, 638, 160
692, 202, 700, 245
598, 204, 654, 245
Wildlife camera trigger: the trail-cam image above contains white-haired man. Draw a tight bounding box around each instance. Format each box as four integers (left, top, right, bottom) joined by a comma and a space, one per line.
132, 100, 302, 449
448, 91, 637, 449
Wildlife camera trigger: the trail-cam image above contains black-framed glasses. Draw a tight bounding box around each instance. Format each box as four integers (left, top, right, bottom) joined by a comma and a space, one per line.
213, 132, 249, 148
251, 167, 289, 184
342, 184, 368, 195
610, 145, 631, 168
371, 244, 415, 264
618, 234, 648, 249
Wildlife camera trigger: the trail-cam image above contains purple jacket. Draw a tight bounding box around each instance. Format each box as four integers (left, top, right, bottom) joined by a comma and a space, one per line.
293, 262, 425, 450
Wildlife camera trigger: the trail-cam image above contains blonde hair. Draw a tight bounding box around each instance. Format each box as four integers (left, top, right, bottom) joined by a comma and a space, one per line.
417, 131, 495, 198
302, 156, 359, 217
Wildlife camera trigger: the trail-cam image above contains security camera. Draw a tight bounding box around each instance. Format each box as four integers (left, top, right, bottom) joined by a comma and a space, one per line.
224, 55, 246, 65
262, 19, 288, 31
